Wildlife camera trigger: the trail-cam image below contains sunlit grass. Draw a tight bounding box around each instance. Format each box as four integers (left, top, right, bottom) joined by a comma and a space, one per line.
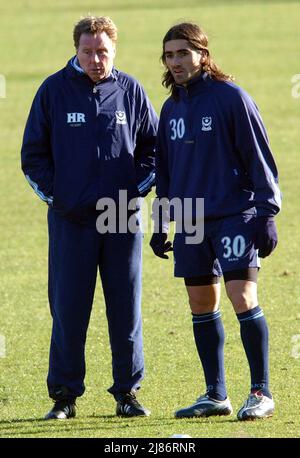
0, 0, 300, 438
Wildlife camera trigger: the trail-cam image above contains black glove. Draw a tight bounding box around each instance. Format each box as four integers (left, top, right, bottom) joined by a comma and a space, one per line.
150, 232, 173, 259
255, 216, 278, 258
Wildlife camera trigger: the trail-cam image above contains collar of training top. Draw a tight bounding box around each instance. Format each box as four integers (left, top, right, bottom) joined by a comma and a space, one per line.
67, 56, 118, 84
176, 71, 212, 97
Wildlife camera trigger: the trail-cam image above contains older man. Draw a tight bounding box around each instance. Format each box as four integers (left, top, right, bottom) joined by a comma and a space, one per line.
22, 16, 158, 419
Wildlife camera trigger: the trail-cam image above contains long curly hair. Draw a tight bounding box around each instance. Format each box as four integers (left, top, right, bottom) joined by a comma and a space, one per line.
161, 22, 233, 99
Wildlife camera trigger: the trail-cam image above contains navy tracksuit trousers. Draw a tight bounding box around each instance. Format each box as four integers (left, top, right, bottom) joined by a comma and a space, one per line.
47, 208, 144, 399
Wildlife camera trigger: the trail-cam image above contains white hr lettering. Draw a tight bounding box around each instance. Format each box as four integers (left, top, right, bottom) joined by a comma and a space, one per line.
67, 112, 86, 123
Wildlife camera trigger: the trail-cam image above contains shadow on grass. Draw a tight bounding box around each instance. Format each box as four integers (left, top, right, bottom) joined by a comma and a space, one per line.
0, 415, 178, 437
0, 414, 239, 438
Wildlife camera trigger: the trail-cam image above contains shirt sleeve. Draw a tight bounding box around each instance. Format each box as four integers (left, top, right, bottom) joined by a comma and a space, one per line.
233, 89, 281, 217
21, 82, 54, 205
152, 106, 171, 232
134, 86, 158, 197
155, 108, 170, 200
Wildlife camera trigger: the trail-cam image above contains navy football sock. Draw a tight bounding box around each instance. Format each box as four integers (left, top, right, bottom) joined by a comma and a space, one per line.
237, 306, 272, 398
192, 310, 227, 401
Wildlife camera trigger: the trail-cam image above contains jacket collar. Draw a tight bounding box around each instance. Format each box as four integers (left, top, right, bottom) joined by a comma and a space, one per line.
67, 57, 118, 84
177, 71, 212, 98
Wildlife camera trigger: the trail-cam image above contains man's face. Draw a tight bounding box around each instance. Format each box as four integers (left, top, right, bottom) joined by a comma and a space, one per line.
164, 39, 202, 85
76, 32, 116, 82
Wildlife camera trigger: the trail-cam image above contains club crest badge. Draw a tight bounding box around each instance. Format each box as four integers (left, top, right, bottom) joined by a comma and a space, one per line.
115, 110, 127, 125
201, 116, 212, 131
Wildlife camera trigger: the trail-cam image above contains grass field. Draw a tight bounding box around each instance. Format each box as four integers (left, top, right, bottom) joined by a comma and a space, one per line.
0, 0, 300, 439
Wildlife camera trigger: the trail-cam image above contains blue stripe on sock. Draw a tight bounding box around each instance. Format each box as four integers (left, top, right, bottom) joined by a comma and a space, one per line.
236, 306, 264, 323
192, 310, 221, 324
238, 310, 264, 322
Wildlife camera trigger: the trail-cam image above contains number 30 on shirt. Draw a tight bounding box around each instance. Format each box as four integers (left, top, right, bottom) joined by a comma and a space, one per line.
170, 118, 185, 140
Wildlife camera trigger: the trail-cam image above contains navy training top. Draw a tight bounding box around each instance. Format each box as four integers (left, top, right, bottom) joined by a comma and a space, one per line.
155, 72, 281, 222
21, 58, 158, 223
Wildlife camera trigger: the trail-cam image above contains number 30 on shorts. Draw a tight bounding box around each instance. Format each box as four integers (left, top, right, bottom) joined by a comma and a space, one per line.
221, 235, 246, 258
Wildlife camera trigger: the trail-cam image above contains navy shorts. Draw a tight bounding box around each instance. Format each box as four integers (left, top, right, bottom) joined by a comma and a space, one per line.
173, 214, 260, 278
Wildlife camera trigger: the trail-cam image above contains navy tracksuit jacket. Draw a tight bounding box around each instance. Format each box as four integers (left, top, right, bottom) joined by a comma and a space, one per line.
21, 58, 158, 398
156, 72, 281, 221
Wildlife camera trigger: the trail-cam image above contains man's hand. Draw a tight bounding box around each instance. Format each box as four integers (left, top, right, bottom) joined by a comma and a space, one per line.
150, 232, 173, 259
255, 216, 278, 258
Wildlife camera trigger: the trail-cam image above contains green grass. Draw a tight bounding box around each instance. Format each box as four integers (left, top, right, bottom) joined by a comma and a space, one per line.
1, 0, 300, 438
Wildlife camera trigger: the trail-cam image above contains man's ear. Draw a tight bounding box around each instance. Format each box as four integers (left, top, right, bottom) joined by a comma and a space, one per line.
200, 50, 207, 64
